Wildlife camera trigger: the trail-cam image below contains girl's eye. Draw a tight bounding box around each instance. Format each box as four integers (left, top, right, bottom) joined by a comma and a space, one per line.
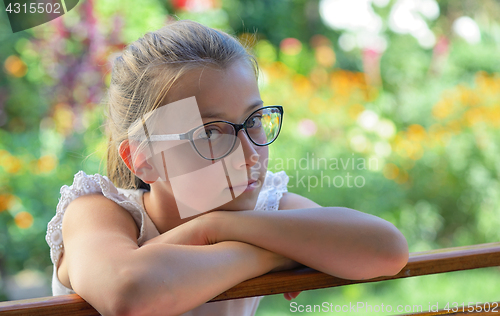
247, 115, 263, 128
198, 127, 222, 140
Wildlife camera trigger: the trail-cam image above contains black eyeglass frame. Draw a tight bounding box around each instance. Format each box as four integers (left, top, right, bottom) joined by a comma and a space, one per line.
146, 105, 284, 161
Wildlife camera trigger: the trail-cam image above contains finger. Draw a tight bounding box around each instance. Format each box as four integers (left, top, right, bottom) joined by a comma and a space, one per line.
283, 293, 291, 300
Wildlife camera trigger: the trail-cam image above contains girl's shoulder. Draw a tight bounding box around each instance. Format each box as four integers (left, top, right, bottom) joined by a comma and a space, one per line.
45, 171, 147, 268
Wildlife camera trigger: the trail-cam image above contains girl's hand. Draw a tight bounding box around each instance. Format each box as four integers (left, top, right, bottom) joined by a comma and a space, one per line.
268, 253, 304, 300
284, 292, 301, 300
269, 254, 303, 273
143, 213, 216, 246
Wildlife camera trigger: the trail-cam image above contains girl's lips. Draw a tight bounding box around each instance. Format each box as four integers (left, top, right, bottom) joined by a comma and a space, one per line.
227, 179, 259, 191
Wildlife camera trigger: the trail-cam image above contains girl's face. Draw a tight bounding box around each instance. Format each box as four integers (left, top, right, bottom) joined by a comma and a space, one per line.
143, 61, 269, 216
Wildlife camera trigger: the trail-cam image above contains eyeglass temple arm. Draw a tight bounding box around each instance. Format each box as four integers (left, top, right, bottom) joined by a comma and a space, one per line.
147, 133, 190, 141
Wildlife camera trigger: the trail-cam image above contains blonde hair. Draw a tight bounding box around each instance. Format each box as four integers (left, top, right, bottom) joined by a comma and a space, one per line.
106, 20, 258, 190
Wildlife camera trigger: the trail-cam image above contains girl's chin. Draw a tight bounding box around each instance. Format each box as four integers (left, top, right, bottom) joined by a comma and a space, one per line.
211, 194, 260, 212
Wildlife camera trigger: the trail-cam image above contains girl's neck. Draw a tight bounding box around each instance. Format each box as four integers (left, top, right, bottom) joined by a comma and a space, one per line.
142, 188, 192, 234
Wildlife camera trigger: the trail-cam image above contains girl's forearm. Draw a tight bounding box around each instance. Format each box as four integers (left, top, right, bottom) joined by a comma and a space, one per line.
207, 208, 409, 280
120, 241, 277, 316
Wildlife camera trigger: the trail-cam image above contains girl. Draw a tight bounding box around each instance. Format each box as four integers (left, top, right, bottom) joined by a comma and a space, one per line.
46, 20, 409, 316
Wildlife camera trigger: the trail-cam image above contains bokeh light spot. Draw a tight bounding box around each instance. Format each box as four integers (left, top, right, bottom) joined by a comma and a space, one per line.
383, 163, 399, 180
15, 211, 34, 229
4, 55, 28, 78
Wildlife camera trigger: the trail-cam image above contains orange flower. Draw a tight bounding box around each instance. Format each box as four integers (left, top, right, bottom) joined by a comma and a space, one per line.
468, 92, 481, 106
4, 55, 28, 78
292, 74, 313, 97
408, 143, 424, 161
1, 155, 22, 174
432, 99, 453, 119
53, 103, 74, 136
487, 106, 500, 127
314, 46, 336, 68
265, 62, 289, 80
0, 194, 15, 212
394, 139, 413, 158
0, 149, 7, 161
407, 124, 427, 142
37, 155, 58, 173
465, 107, 483, 126
383, 163, 399, 180
15, 211, 34, 229
309, 67, 329, 87
458, 85, 470, 105
446, 120, 462, 134
394, 169, 409, 184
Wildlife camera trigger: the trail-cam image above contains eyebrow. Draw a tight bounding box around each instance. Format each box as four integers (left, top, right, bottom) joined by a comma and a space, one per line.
200, 100, 264, 121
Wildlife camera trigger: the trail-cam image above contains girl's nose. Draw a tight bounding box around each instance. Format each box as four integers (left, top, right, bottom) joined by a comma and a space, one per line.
232, 129, 258, 169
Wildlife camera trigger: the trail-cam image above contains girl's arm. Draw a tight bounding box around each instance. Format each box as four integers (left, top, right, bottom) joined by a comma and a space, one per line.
160, 192, 408, 280
207, 192, 409, 280
61, 194, 285, 316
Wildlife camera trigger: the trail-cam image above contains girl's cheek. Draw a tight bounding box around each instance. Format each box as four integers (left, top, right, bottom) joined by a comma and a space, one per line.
257, 147, 269, 167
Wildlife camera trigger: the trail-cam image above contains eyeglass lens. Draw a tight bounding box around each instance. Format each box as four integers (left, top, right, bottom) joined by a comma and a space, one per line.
192, 107, 282, 160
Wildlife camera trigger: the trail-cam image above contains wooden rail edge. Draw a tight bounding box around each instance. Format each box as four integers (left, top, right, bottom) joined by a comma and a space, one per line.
1, 242, 500, 316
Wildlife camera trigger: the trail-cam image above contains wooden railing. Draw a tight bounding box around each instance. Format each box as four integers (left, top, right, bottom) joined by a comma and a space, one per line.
1, 242, 500, 316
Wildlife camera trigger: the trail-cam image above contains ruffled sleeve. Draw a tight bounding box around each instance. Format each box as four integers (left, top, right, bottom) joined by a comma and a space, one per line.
45, 171, 146, 268
254, 170, 289, 211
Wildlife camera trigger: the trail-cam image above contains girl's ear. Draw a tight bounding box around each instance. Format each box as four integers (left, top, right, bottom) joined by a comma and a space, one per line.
118, 140, 159, 184
118, 140, 135, 172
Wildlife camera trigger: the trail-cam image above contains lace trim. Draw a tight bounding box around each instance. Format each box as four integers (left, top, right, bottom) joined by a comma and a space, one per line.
45, 171, 146, 267
254, 171, 289, 211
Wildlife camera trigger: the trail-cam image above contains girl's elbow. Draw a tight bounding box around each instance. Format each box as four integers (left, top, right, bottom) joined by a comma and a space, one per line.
379, 228, 409, 276
106, 266, 177, 316
354, 230, 408, 280
105, 268, 143, 316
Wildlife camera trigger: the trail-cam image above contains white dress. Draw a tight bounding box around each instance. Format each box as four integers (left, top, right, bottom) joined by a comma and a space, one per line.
45, 170, 290, 316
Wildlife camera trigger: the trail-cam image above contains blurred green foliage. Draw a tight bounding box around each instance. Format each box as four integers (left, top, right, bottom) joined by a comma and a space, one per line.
0, 0, 499, 309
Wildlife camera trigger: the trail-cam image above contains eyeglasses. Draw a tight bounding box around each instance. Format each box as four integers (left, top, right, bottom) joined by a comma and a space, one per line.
145, 105, 283, 160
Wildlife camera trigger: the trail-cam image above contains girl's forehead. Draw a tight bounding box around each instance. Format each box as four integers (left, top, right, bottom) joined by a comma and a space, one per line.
165, 62, 261, 122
